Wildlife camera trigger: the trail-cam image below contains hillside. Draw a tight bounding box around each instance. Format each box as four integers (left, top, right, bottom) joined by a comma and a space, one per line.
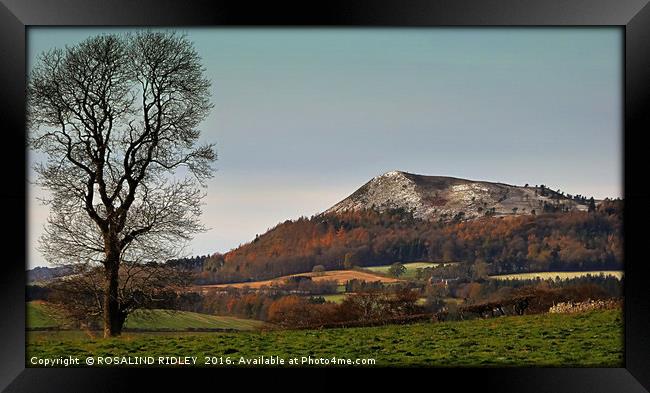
326, 171, 591, 222
28, 172, 620, 286
26, 302, 264, 331
203, 172, 622, 284
27, 265, 75, 284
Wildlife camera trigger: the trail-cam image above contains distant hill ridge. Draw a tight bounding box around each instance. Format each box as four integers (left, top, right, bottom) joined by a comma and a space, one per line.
326, 171, 591, 222
27, 265, 74, 283
29, 172, 616, 285
202, 171, 619, 284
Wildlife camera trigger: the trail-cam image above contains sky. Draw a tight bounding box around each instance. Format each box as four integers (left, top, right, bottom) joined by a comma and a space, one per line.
27, 27, 623, 268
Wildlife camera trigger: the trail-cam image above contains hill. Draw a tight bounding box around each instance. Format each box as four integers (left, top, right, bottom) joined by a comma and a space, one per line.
28, 172, 621, 287
326, 171, 591, 222
203, 172, 621, 284
27, 265, 75, 284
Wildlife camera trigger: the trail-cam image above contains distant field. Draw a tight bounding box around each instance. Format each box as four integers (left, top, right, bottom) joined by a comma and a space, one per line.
320, 294, 462, 306
27, 309, 623, 367
320, 294, 348, 303
489, 271, 624, 281
27, 302, 264, 332
443, 297, 464, 305
124, 309, 265, 331
197, 270, 401, 291
365, 262, 456, 279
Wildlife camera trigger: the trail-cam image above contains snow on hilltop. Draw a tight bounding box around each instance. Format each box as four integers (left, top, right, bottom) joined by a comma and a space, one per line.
325, 170, 589, 222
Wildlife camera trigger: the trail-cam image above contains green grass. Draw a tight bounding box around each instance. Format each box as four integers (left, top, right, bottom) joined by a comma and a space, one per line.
27, 301, 68, 329
365, 262, 455, 279
124, 309, 265, 331
27, 309, 622, 367
489, 271, 624, 281
27, 302, 264, 332
320, 294, 348, 304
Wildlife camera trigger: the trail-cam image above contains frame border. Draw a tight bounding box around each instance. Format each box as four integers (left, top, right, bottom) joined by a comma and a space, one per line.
1, 1, 649, 391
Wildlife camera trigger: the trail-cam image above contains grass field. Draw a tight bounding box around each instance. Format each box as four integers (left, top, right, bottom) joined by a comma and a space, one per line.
27, 302, 264, 332
27, 309, 622, 367
27, 301, 69, 329
365, 262, 456, 279
320, 294, 348, 303
124, 310, 265, 331
489, 271, 624, 281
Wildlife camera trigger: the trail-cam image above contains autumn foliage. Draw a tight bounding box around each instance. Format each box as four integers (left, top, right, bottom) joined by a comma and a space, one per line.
205, 201, 622, 284
266, 289, 423, 328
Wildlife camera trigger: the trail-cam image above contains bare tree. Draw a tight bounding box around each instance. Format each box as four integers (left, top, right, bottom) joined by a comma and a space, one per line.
48, 263, 192, 331
28, 31, 215, 337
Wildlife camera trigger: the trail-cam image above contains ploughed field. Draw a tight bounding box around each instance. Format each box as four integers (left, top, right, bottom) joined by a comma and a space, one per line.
27, 309, 622, 367
194, 269, 401, 291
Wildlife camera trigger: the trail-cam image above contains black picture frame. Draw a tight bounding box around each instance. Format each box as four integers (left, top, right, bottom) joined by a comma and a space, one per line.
1, 0, 649, 392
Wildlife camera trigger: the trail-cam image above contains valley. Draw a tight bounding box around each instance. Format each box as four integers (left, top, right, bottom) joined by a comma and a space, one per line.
26, 171, 625, 368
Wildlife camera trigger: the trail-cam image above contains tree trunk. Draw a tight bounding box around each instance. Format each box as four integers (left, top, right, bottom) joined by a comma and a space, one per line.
103, 250, 123, 337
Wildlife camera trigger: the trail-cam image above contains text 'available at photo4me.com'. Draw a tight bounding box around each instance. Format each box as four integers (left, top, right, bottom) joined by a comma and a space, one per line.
29, 355, 377, 367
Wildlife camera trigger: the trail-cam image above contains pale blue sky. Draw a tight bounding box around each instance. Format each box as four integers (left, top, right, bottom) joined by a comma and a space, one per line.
28, 28, 623, 268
